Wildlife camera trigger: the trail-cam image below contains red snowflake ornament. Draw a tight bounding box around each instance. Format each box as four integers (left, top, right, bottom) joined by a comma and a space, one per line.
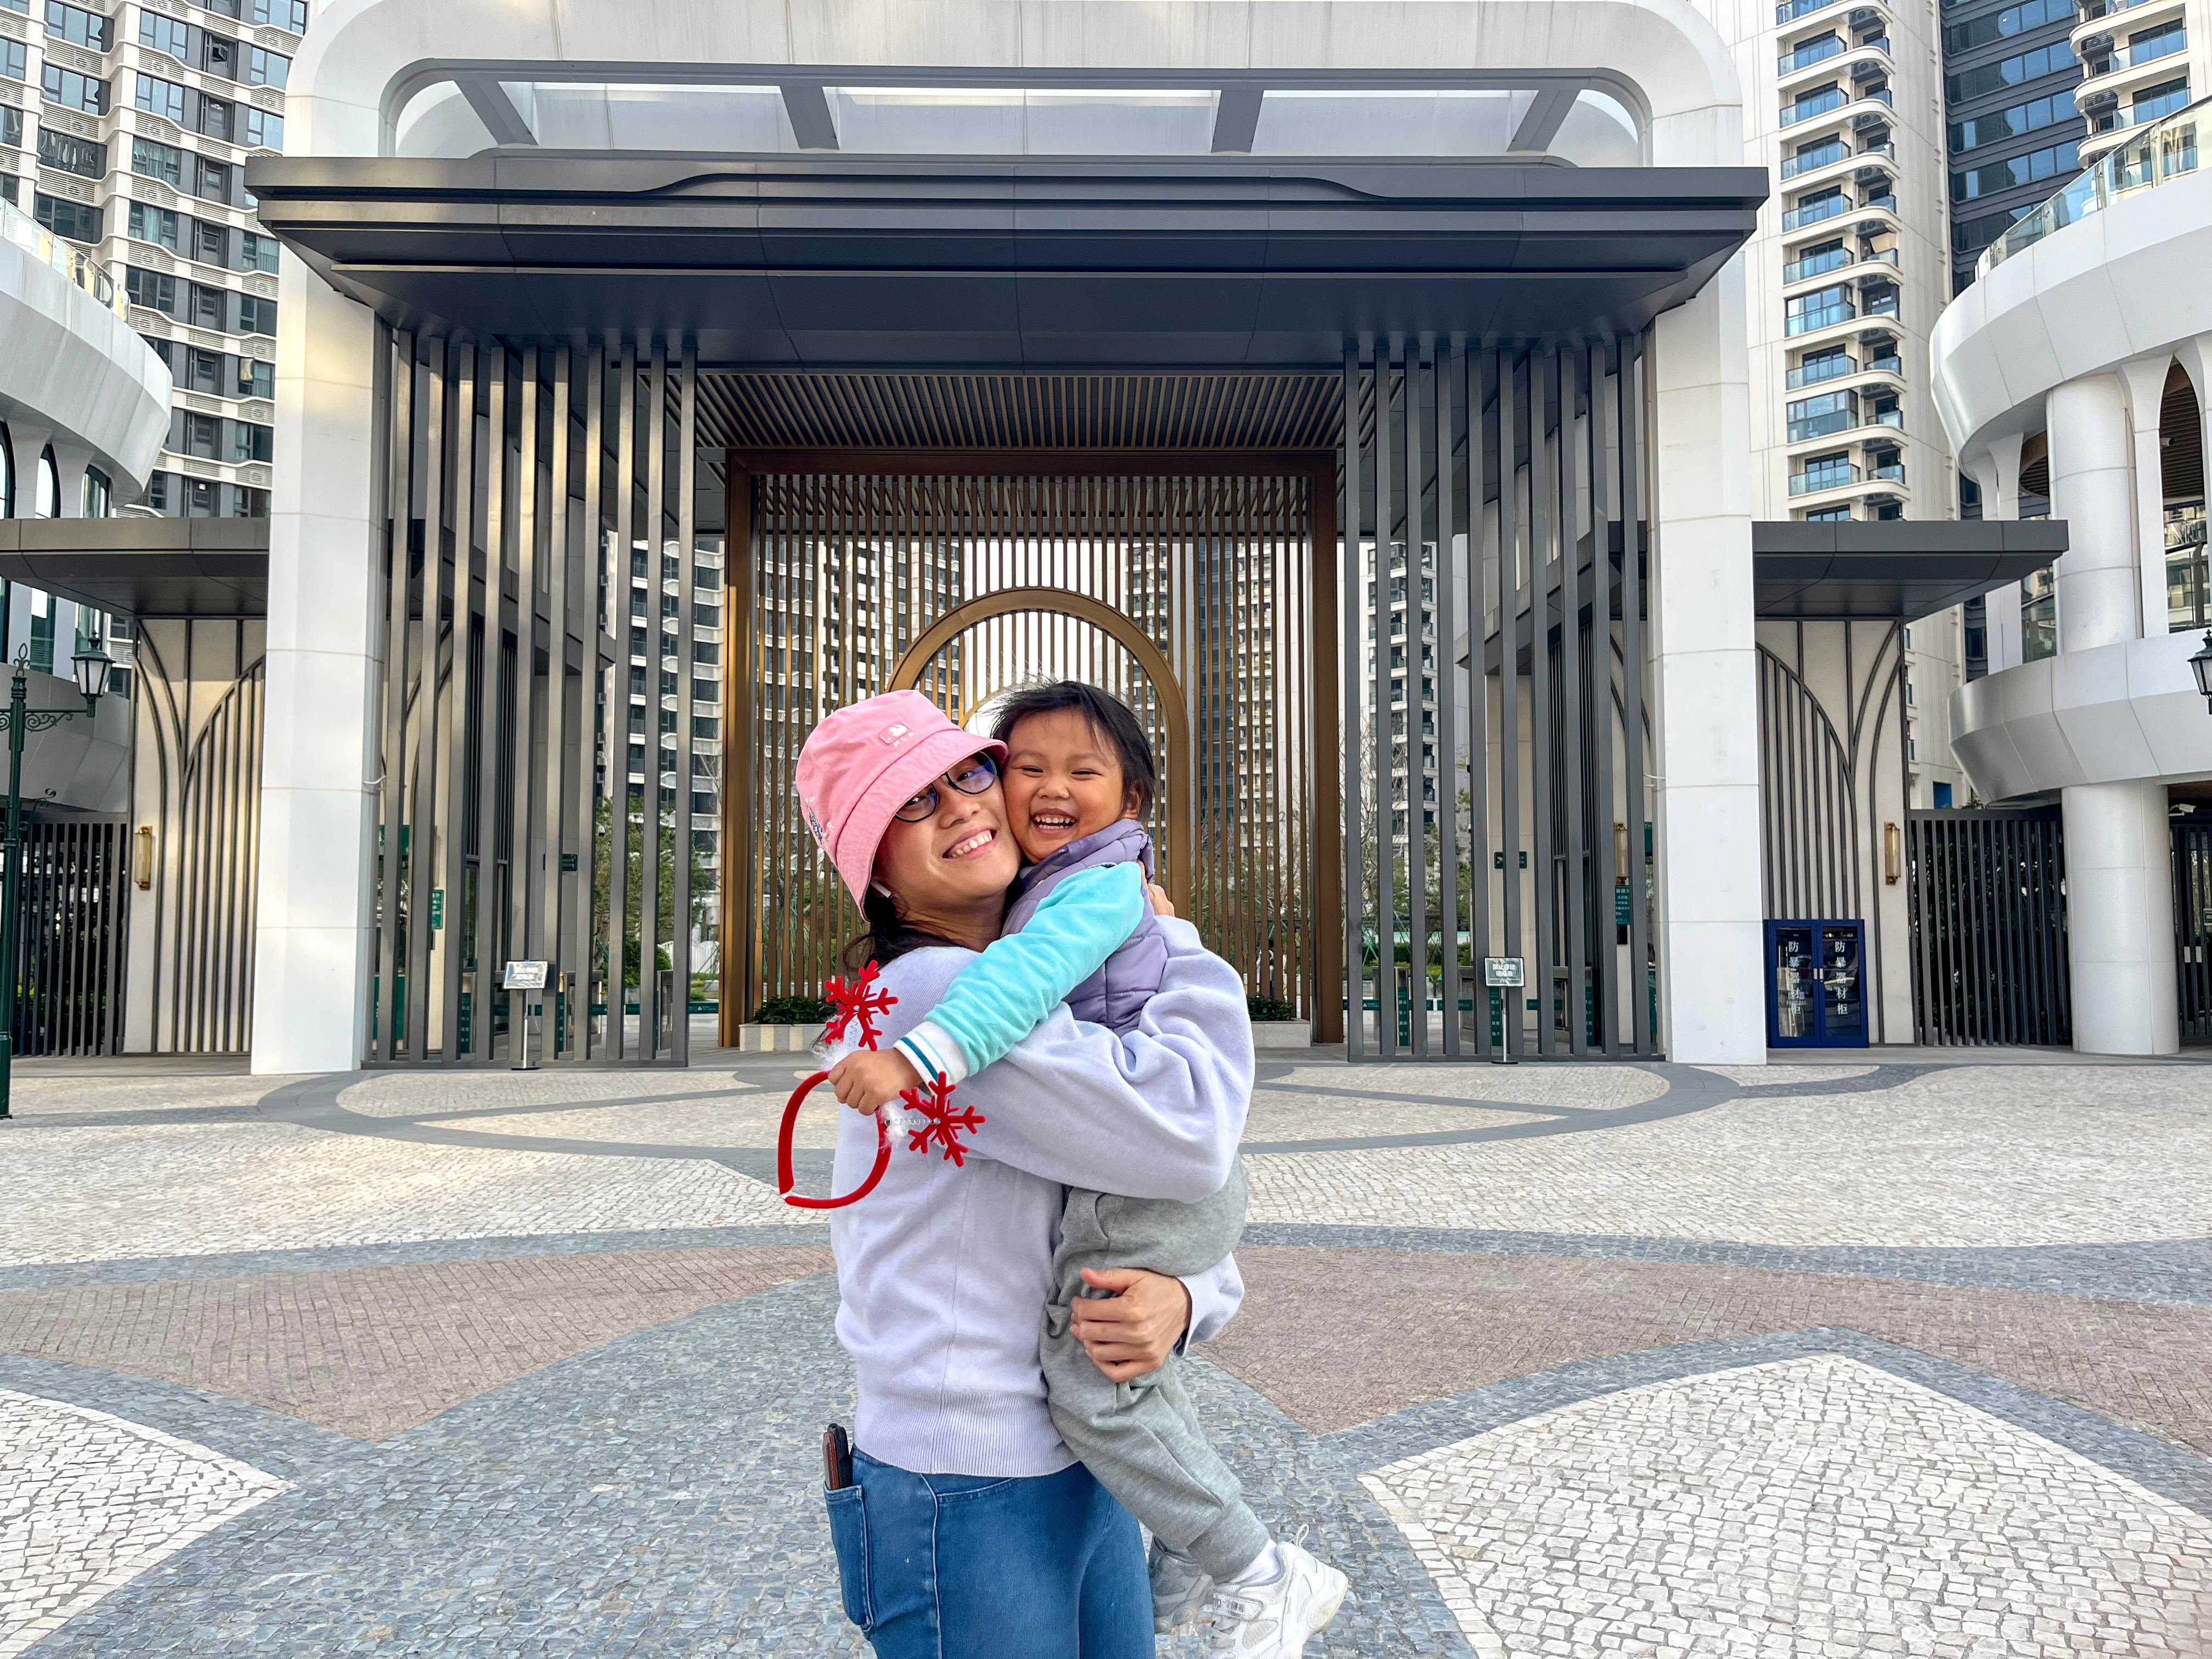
822, 960, 896, 1052
899, 1071, 988, 1167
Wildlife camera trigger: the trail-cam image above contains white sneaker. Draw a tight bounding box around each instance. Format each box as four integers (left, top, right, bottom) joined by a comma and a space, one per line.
1204, 1540, 1349, 1656
1149, 1541, 1212, 1633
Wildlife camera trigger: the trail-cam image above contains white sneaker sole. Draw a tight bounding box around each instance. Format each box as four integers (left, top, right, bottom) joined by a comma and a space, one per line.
1296, 1572, 1350, 1649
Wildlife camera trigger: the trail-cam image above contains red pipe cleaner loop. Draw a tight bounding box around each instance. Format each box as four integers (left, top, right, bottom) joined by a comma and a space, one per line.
777, 1071, 894, 1210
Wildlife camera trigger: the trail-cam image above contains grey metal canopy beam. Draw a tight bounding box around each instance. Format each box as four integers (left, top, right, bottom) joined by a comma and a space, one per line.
780, 80, 839, 151
0, 518, 268, 618
1509, 85, 1577, 153
1210, 84, 1263, 154
456, 77, 536, 146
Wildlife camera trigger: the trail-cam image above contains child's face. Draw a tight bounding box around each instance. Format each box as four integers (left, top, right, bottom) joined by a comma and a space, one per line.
1001, 707, 1142, 863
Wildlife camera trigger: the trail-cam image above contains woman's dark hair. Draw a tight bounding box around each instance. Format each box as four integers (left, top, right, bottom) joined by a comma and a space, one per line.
989, 681, 1158, 815
842, 885, 963, 975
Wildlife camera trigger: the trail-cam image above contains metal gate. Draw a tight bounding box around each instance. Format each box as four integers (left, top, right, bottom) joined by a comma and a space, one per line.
1340, 337, 1657, 1058
10, 819, 129, 1057
1906, 808, 2070, 1046
2176, 821, 2212, 1040
727, 460, 1334, 1030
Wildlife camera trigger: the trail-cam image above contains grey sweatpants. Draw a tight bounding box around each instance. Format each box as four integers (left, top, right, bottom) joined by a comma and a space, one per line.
1039, 1157, 1267, 1583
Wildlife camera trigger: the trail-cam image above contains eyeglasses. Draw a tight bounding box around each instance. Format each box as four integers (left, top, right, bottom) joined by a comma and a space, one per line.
892, 754, 1000, 822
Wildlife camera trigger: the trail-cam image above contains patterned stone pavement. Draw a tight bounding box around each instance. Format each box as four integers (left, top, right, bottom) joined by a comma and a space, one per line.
1, 1052, 2209, 1656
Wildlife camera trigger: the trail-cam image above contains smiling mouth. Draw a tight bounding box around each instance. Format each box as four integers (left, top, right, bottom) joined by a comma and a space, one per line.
1029, 812, 1079, 834
944, 828, 997, 860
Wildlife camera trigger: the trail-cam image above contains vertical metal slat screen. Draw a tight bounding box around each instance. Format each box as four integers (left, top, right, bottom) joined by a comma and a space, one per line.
1906, 809, 2071, 1045
366, 328, 714, 1064
1340, 337, 1657, 1059
9, 819, 129, 1057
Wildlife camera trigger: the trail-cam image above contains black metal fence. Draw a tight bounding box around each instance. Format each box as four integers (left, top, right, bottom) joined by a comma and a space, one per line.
2177, 822, 2212, 1041
1907, 808, 2070, 1046
10, 818, 131, 1057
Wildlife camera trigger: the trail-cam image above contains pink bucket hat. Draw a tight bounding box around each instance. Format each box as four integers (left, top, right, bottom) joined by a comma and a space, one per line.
795, 690, 1007, 905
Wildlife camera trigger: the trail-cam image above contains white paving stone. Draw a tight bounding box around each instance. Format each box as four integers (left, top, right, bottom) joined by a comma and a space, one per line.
1364, 1356, 2212, 1659
0, 1390, 288, 1658
1266, 1062, 1672, 1110
1245, 1082, 2212, 1245
7, 1121, 808, 1265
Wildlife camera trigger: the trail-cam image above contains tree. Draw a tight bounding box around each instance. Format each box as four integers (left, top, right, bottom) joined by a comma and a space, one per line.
591, 794, 717, 990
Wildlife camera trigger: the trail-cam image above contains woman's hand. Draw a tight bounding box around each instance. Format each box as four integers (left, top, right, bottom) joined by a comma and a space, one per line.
1069, 1267, 1191, 1383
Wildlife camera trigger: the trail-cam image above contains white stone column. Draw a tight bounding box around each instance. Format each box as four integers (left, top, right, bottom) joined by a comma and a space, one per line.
5, 423, 53, 518
2047, 373, 2178, 1055
2048, 374, 2141, 653
1649, 255, 1766, 1064
2062, 781, 2180, 1054
2118, 356, 2174, 642
250, 262, 382, 1075
45, 437, 92, 518
1967, 432, 2026, 672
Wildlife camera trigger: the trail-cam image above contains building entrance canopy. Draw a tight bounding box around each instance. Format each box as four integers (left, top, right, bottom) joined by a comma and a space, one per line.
246, 153, 1764, 363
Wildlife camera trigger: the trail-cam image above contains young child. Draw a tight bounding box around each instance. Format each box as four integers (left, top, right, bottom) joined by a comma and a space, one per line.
828, 681, 1348, 1654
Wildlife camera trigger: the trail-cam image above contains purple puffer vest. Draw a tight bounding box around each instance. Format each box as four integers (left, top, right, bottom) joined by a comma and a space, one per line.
1000, 819, 1167, 1036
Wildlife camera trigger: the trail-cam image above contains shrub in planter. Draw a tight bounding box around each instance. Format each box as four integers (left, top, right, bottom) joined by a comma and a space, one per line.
752, 995, 835, 1024
1247, 995, 1299, 1022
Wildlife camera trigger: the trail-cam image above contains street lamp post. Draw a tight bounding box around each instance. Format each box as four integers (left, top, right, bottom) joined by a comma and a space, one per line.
2190, 630, 2212, 714
0, 642, 112, 1120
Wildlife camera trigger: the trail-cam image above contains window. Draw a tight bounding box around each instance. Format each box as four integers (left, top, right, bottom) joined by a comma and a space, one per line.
41, 64, 108, 113
82, 465, 109, 518
249, 0, 309, 27
171, 409, 221, 459
240, 106, 283, 150
33, 191, 101, 244
194, 157, 231, 203
0, 40, 22, 83
1949, 89, 2076, 154
125, 266, 178, 314
188, 281, 225, 330
1783, 183, 1848, 230
246, 46, 289, 88
1782, 82, 1845, 125
43, 0, 109, 49
238, 294, 276, 336
186, 347, 224, 394
196, 95, 232, 143
1786, 282, 1853, 335
36, 127, 104, 179
128, 201, 180, 250
2130, 77, 2191, 123
145, 473, 268, 517
139, 13, 191, 57
229, 421, 273, 464
1953, 138, 2080, 200
1947, 39, 2076, 101
132, 136, 184, 188
240, 230, 279, 273
196, 30, 238, 82
1788, 344, 1853, 388
1786, 389, 1858, 442
135, 71, 189, 123
191, 218, 227, 267
1802, 505, 1854, 521
2125, 18, 2186, 66
29, 590, 53, 670
1943, 0, 2071, 52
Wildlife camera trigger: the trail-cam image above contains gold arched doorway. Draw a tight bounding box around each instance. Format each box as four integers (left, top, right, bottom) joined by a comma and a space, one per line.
723, 457, 1342, 1043
887, 586, 1195, 909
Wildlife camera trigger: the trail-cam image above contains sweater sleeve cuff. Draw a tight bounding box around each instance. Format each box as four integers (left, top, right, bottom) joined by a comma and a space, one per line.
897, 1020, 971, 1087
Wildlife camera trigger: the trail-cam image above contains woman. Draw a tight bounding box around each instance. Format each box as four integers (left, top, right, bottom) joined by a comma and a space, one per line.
793, 690, 1254, 1658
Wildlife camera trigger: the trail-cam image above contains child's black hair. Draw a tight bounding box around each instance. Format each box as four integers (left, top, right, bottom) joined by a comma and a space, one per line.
989, 681, 1158, 815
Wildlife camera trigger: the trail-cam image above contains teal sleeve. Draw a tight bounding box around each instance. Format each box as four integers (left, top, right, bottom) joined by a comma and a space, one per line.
926, 863, 1148, 1073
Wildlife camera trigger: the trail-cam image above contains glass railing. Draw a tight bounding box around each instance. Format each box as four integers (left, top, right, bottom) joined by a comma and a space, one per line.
1870, 407, 1904, 428
1867, 353, 1903, 373
1785, 247, 1852, 283
2081, 0, 2158, 21
1787, 300, 1855, 335
2123, 27, 2186, 65
2167, 503, 2209, 631
1860, 191, 1899, 212
1860, 87, 1895, 109
1783, 86, 1848, 126
1864, 290, 1900, 316
1787, 353, 1856, 388
1981, 94, 2204, 272
1781, 34, 1846, 72
1788, 408, 1859, 442
1857, 36, 1894, 57
1870, 461, 1906, 483
0, 195, 125, 317
1784, 194, 1849, 229
1778, 0, 1847, 22
2022, 565, 2058, 662
1790, 461, 1860, 494
1781, 140, 1848, 179
2090, 83, 2194, 133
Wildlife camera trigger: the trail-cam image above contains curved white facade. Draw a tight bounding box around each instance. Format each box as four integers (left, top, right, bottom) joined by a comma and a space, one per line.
0, 229, 171, 509
1931, 114, 2212, 1055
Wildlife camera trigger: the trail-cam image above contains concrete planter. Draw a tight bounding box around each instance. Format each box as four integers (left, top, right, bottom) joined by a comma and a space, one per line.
733, 1023, 823, 1053
1249, 1019, 1313, 1049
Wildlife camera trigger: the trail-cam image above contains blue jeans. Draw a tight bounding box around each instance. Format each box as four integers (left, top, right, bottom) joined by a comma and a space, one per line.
825, 1448, 1151, 1658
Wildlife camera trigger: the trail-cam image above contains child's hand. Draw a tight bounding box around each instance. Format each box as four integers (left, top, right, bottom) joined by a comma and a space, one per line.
1146, 882, 1176, 918
827, 1048, 922, 1115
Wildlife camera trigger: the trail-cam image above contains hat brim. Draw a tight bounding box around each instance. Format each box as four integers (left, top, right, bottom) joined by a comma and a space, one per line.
833, 726, 1010, 905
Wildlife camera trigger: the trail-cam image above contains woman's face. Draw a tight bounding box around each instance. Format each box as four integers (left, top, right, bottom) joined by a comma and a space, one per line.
873, 757, 1022, 930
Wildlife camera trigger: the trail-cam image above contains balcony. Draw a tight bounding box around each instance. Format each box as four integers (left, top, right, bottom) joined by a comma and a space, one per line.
1782, 192, 1849, 230
1786, 299, 1856, 335
1777, 0, 1849, 22
1790, 460, 1860, 495
1784, 245, 1853, 284
1779, 32, 1846, 74
1782, 85, 1848, 127
2084, 21, 2186, 77
0, 195, 123, 317
1780, 139, 1848, 180
1786, 351, 1856, 388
